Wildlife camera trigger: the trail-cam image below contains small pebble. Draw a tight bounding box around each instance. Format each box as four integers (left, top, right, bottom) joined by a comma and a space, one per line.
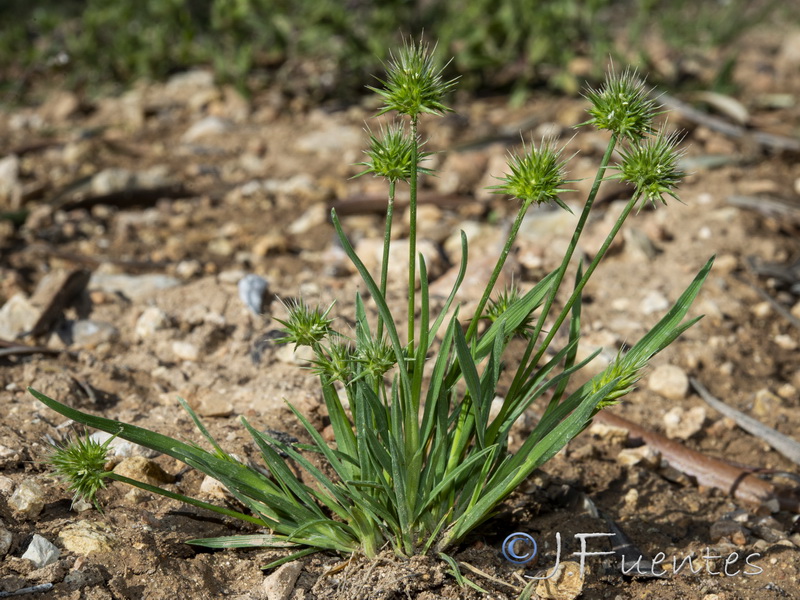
135, 307, 170, 340
113, 457, 174, 486
663, 406, 706, 440
9, 480, 46, 518
238, 274, 269, 315
535, 561, 585, 600
0, 524, 12, 556
648, 364, 689, 401
751, 301, 772, 318
262, 561, 303, 600
172, 340, 200, 361
640, 290, 669, 315
709, 520, 748, 545
21, 534, 60, 568
187, 389, 234, 418
773, 334, 797, 351
617, 445, 660, 469
58, 521, 115, 555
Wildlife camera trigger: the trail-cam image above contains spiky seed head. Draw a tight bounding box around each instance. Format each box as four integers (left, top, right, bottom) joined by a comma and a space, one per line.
354, 336, 396, 380
582, 67, 659, 142
615, 126, 686, 209
490, 138, 573, 211
274, 300, 335, 349
48, 433, 113, 511
354, 122, 433, 183
368, 38, 458, 120
483, 286, 535, 339
311, 337, 354, 383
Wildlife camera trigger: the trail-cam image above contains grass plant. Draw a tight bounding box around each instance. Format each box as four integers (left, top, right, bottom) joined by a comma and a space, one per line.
32, 40, 712, 571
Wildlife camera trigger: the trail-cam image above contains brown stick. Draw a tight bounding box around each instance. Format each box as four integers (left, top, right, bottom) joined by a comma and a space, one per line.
592, 410, 800, 513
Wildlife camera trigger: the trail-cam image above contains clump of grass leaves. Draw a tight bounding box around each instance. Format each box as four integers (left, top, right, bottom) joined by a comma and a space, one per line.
31, 42, 713, 569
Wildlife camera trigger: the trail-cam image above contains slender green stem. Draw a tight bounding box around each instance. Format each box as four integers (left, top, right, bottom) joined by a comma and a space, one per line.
506, 133, 619, 403
465, 199, 532, 343
377, 180, 396, 341
407, 117, 419, 354
522, 191, 641, 387
108, 473, 265, 526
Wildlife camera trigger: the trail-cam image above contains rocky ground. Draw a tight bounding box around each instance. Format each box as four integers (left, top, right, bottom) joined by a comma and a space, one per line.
1, 26, 800, 600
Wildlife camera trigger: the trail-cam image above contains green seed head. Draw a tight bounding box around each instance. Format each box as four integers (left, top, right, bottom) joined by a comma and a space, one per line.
311, 337, 354, 383
274, 300, 335, 349
368, 38, 458, 120
591, 349, 648, 409
582, 67, 658, 142
354, 335, 396, 380
354, 122, 432, 183
490, 138, 572, 210
483, 285, 535, 339
615, 126, 686, 209
48, 433, 113, 511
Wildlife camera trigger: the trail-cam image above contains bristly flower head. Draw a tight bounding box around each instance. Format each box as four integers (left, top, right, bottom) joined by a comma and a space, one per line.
354, 122, 433, 183
368, 38, 458, 120
582, 67, 659, 142
311, 336, 354, 383
614, 126, 686, 209
591, 348, 649, 410
490, 138, 573, 211
274, 300, 335, 349
49, 432, 114, 510
483, 285, 535, 339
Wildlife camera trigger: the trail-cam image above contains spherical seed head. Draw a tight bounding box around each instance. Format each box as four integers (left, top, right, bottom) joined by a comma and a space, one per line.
616, 127, 686, 209
274, 300, 335, 349
490, 138, 572, 209
583, 67, 658, 142
354, 335, 396, 380
354, 122, 433, 183
49, 433, 112, 510
368, 39, 458, 119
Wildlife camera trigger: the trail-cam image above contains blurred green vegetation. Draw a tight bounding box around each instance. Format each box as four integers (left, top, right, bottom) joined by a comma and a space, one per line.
0, 0, 793, 101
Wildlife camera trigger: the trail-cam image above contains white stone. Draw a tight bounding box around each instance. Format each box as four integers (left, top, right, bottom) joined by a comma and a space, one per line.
648, 364, 689, 401
640, 290, 669, 315
9, 480, 46, 518
172, 340, 200, 362
182, 116, 232, 142
21, 534, 60, 568
663, 406, 706, 440
135, 307, 170, 340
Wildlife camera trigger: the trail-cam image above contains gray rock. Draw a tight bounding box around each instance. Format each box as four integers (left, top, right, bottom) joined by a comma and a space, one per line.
262, 561, 303, 600
21, 534, 60, 568
70, 320, 120, 348
9, 480, 46, 518
89, 431, 158, 459
89, 273, 180, 302
238, 274, 269, 315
